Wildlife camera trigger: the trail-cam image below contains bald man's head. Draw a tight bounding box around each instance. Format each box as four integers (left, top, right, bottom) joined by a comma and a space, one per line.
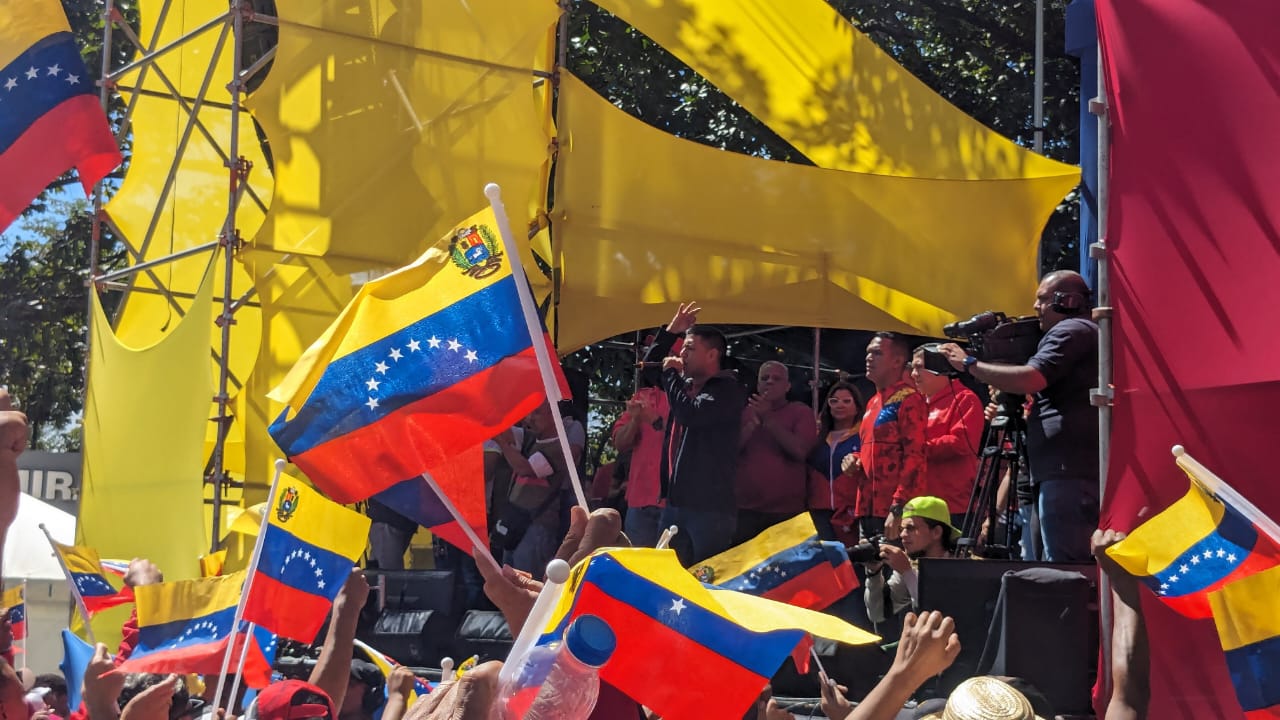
1035, 270, 1092, 330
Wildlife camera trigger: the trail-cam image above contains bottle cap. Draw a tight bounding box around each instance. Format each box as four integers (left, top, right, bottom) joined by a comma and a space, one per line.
564, 614, 616, 668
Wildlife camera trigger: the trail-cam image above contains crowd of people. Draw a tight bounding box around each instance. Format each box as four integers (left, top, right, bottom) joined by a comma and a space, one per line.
0, 269, 1136, 719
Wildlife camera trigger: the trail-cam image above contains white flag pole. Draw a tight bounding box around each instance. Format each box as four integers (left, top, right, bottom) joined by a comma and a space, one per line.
1173, 446, 1280, 546
417, 472, 499, 572
212, 459, 285, 712
38, 524, 95, 645
484, 182, 589, 509
224, 620, 257, 713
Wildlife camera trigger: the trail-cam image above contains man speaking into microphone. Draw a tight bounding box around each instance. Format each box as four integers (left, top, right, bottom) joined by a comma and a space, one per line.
938, 270, 1099, 562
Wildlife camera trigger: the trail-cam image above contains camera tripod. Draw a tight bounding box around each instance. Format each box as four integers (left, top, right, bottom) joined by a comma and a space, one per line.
954, 392, 1028, 559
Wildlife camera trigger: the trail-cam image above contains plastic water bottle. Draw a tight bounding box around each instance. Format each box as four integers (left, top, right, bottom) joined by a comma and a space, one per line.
496, 614, 616, 720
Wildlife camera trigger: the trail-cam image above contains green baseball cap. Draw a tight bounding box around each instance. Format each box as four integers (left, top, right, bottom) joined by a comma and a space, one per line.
902, 496, 961, 540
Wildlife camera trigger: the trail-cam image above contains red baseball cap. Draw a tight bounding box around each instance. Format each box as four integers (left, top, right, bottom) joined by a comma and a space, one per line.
247, 681, 335, 720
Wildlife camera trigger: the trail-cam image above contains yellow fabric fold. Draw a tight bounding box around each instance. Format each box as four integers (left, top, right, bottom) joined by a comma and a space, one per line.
595, 0, 1079, 181
551, 73, 1078, 349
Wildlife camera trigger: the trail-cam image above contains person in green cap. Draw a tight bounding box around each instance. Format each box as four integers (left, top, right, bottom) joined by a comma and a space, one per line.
865, 496, 959, 628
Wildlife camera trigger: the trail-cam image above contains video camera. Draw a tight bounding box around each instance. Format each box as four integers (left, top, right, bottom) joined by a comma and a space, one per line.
942, 311, 1042, 365
847, 534, 902, 564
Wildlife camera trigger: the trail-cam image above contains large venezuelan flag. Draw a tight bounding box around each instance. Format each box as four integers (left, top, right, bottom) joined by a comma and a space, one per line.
1209, 565, 1280, 719
53, 542, 134, 614
0, 0, 121, 230
268, 208, 553, 543
1107, 479, 1280, 618
537, 549, 876, 720
692, 513, 857, 611
2, 586, 25, 640
242, 481, 370, 642
121, 572, 276, 687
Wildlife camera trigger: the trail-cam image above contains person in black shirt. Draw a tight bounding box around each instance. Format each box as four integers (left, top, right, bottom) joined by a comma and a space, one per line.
645, 302, 746, 566
939, 270, 1099, 561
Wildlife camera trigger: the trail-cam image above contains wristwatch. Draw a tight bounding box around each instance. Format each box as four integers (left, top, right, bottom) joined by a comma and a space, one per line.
961, 355, 979, 373
889, 503, 904, 518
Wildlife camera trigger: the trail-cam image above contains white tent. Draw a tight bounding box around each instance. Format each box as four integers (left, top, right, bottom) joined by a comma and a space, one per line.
4, 493, 75, 580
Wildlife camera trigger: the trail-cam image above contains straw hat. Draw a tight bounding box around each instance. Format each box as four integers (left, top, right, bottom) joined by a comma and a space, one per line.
918, 677, 1045, 720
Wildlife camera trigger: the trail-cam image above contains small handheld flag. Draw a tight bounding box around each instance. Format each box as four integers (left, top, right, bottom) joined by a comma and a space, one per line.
2, 585, 25, 640
241, 481, 370, 641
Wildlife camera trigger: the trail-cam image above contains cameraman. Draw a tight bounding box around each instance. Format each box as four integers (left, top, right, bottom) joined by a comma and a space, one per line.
938, 270, 1099, 562
863, 496, 958, 628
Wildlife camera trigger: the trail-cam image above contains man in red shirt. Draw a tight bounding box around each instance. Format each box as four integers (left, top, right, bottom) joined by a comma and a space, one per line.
611, 385, 669, 547
734, 361, 818, 543
854, 332, 927, 539
910, 346, 984, 530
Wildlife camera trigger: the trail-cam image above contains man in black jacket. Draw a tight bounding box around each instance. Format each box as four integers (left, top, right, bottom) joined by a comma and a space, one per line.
646, 301, 746, 566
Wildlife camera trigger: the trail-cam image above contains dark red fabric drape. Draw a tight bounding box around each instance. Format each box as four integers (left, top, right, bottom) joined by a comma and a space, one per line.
1097, 0, 1280, 717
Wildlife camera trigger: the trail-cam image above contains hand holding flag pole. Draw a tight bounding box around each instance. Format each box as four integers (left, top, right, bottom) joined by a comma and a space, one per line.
484, 183, 589, 510
39, 523, 95, 645
1173, 445, 1280, 546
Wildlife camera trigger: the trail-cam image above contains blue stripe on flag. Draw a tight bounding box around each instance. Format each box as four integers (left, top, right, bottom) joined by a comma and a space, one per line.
135, 606, 236, 656
257, 523, 355, 601
269, 277, 533, 456
0, 33, 98, 153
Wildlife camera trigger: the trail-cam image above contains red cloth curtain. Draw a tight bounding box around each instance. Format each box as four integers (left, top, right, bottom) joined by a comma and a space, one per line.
1097, 0, 1280, 717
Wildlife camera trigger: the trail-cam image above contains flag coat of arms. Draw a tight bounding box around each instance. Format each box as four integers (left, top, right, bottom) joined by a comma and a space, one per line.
241, 481, 370, 641
536, 549, 877, 720
268, 207, 558, 513
0, 0, 122, 230
53, 542, 134, 613
2, 586, 25, 640
1106, 477, 1280, 618
691, 513, 858, 611
120, 572, 276, 687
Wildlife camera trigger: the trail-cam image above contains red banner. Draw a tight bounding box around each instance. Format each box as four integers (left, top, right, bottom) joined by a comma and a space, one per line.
1098, 0, 1280, 717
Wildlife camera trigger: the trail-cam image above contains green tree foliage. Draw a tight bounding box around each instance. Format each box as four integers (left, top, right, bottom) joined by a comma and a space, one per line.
0, 202, 124, 449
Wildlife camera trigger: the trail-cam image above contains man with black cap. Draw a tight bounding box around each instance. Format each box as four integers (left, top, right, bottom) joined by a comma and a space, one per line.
864, 497, 959, 626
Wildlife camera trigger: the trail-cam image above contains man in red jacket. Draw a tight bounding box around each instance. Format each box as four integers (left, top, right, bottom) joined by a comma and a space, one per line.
853, 332, 927, 540
910, 346, 984, 530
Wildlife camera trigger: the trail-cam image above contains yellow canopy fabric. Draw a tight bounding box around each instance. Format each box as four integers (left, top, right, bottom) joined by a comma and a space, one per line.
594, 0, 1079, 181
103, 0, 275, 490
80, 260, 213, 581
551, 73, 1079, 350
244, 0, 559, 275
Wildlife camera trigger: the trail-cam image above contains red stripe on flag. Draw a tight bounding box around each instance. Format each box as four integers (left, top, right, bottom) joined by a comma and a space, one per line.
572, 583, 774, 720
1244, 708, 1280, 720
422, 447, 488, 555
118, 633, 273, 688
82, 587, 134, 614
242, 573, 335, 643
292, 348, 545, 503
761, 560, 859, 612
0, 95, 120, 230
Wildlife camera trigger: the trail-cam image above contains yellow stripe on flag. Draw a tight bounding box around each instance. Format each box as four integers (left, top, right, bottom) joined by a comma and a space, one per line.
1209, 564, 1280, 652
135, 571, 245, 628
268, 482, 370, 561
2, 586, 22, 609
0, 0, 73, 70
696, 513, 818, 579
268, 206, 509, 412
55, 542, 109, 576
1106, 481, 1225, 577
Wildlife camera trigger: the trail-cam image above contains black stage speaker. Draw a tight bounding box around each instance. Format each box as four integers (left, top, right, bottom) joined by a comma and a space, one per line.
452, 610, 514, 664
367, 570, 459, 614
364, 609, 452, 668
916, 559, 1098, 713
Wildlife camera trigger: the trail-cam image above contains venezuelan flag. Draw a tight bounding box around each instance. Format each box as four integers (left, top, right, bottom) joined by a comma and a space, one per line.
537, 549, 877, 720
241, 481, 370, 641
53, 542, 134, 613
692, 513, 858, 611
353, 639, 432, 715
121, 572, 275, 687
0, 0, 121, 230
2, 586, 25, 640
1107, 479, 1280, 618
1209, 565, 1280, 719
268, 207, 553, 515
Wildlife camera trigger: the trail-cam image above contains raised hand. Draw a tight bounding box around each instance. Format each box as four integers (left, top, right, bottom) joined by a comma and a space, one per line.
405, 661, 501, 720
891, 611, 961, 685
666, 301, 702, 335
